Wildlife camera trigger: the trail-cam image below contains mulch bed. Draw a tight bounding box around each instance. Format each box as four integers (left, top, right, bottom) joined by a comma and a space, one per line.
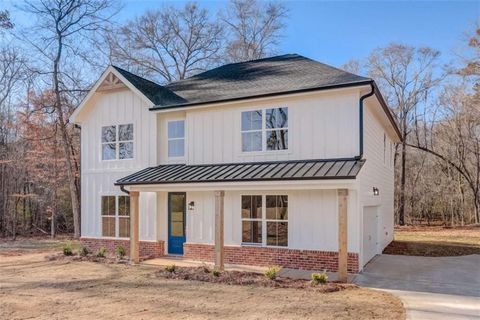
46, 252, 129, 264
156, 266, 356, 292
383, 240, 480, 257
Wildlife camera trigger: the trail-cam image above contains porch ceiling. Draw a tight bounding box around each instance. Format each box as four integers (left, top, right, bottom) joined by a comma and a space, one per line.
115, 158, 365, 186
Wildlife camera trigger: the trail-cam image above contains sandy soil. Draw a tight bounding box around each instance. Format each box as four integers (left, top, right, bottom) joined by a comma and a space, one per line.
0, 248, 405, 320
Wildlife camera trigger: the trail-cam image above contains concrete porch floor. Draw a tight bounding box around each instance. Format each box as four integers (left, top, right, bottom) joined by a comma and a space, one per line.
142, 256, 355, 282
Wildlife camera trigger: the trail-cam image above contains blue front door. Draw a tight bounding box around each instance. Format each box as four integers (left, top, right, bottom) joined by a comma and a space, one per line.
168, 192, 186, 255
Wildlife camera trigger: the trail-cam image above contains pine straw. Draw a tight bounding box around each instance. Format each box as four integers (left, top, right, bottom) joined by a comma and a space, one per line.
156, 266, 356, 292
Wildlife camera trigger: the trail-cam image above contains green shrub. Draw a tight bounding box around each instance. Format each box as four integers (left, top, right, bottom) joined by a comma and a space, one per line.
78, 246, 89, 257
96, 247, 107, 258
165, 264, 176, 273
63, 242, 73, 256
264, 265, 281, 280
212, 269, 221, 277
311, 271, 328, 285
115, 246, 126, 259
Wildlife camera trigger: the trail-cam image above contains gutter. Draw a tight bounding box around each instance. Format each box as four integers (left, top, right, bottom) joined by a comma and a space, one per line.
119, 185, 130, 195
356, 82, 375, 160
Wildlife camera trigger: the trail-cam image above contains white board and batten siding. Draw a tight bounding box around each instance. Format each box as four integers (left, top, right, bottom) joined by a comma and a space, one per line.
155, 190, 360, 254
357, 99, 396, 266
182, 88, 361, 165
80, 89, 158, 241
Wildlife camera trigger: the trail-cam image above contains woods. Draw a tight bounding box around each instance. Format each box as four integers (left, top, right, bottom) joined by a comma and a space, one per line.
0, 0, 478, 239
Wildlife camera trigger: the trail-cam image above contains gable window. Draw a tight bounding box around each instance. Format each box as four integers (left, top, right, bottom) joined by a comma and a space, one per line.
101, 124, 133, 160
241, 194, 288, 247
101, 195, 130, 238
241, 107, 288, 152
168, 120, 185, 158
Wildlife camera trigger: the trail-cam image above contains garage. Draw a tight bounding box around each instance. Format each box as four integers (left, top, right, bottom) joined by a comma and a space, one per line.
363, 206, 379, 265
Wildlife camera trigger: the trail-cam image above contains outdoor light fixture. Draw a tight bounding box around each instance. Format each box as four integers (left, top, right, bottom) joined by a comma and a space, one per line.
188, 201, 195, 210
373, 187, 380, 196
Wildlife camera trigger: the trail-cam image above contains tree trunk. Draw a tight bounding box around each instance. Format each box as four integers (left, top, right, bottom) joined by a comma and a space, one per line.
53, 34, 81, 238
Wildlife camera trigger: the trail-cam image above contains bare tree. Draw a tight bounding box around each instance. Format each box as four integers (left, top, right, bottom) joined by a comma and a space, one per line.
108, 2, 223, 83
20, 0, 117, 238
221, 0, 287, 62
366, 44, 444, 225
0, 10, 14, 31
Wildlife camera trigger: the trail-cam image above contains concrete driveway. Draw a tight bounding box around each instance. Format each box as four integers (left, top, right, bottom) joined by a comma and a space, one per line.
354, 254, 480, 320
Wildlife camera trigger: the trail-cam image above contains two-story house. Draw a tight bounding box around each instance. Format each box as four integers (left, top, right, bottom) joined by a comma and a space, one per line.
70, 54, 401, 277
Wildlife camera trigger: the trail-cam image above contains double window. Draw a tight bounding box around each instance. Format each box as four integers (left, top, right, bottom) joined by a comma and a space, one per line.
241, 195, 288, 247
101, 195, 130, 238
168, 120, 185, 158
101, 124, 133, 160
241, 107, 288, 152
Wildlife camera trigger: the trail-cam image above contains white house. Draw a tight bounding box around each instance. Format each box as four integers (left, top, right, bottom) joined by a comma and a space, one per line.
70, 54, 401, 277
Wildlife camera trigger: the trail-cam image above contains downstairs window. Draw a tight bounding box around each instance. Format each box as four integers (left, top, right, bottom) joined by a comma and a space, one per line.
101, 195, 130, 238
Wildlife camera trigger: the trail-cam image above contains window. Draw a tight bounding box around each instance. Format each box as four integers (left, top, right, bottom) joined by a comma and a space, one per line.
101, 124, 133, 160
101, 195, 130, 238
241, 195, 288, 247
168, 120, 185, 157
241, 107, 288, 152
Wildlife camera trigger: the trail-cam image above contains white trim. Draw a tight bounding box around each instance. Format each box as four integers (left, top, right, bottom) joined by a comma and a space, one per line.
69, 66, 155, 124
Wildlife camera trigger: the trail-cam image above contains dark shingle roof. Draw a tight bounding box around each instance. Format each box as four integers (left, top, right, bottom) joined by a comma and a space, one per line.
114, 54, 372, 110
113, 66, 187, 106
115, 158, 365, 186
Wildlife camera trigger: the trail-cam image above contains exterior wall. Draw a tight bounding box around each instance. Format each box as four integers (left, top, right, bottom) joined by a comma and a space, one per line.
180, 88, 360, 165
80, 89, 158, 241
357, 99, 396, 266
181, 190, 359, 253
80, 238, 164, 259
184, 243, 359, 273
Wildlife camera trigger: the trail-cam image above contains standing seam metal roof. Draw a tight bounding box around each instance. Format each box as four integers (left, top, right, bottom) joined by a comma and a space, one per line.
115, 159, 365, 186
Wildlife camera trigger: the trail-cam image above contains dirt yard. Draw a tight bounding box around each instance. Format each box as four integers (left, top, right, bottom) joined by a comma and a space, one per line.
0, 239, 405, 320
384, 225, 480, 256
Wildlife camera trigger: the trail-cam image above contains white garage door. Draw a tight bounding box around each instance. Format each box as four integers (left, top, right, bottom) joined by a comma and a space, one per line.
363, 206, 379, 266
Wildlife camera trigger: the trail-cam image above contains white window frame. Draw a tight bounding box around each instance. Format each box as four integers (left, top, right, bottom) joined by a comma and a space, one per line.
240, 193, 289, 248
100, 195, 130, 239
167, 119, 186, 160
100, 124, 134, 161
240, 107, 289, 154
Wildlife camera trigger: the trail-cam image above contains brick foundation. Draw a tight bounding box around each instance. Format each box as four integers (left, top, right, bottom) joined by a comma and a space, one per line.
80, 238, 164, 259
184, 243, 359, 273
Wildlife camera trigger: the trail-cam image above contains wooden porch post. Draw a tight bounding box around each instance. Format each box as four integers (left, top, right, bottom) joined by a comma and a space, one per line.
214, 190, 225, 270
337, 189, 348, 283
130, 191, 140, 264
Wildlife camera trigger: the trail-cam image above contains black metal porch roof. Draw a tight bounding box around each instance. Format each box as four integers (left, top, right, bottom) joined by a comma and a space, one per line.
115, 158, 365, 186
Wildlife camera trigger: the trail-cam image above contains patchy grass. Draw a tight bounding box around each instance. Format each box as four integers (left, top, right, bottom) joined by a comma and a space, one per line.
384, 225, 480, 257
0, 236, 78, 256
0, 244, 405, 320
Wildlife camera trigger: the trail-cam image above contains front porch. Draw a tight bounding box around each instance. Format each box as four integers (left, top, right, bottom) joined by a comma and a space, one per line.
117, 159, 365, 282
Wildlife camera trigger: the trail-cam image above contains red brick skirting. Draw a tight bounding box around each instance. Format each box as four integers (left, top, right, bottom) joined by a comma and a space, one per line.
184, 243, 359, 273
80, 238, 164, 259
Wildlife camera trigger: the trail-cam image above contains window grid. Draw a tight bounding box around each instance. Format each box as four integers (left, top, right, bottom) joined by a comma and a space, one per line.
241, 108, 288, 153
101, 195, 130, 238
241, 194, 288, 247
101, 124, 133, 161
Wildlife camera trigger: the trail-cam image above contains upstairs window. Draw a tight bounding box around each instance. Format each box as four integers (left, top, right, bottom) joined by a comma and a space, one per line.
101, 124, 133, 160
241, 107, 288, 152
168, 120, 185, 158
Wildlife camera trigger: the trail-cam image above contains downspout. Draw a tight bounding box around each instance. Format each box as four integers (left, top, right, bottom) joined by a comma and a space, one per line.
356, 82, 375, 160
120, 185, 130, 195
